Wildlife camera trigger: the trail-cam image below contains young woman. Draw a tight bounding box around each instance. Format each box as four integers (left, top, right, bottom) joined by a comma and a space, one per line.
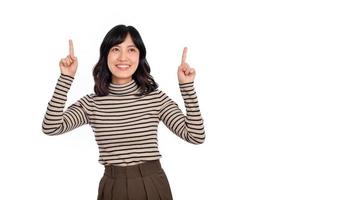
42, 24, 206, 200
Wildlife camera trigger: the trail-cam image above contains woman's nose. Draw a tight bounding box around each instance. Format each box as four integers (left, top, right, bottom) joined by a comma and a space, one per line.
118, 51, 127, 61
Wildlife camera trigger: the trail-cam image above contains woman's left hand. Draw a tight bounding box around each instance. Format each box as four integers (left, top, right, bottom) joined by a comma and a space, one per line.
178, 47, 196, 84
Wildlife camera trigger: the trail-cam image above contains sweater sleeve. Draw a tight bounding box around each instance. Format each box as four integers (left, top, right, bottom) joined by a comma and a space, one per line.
41, 73, 89, 136
158, 81, 205, 144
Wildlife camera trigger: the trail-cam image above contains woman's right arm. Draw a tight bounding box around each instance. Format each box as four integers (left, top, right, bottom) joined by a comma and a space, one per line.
41, 39, 88, 135
41, 73, 89, 135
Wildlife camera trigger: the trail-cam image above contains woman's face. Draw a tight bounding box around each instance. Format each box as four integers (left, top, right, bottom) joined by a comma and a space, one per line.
107, 33, 140, 84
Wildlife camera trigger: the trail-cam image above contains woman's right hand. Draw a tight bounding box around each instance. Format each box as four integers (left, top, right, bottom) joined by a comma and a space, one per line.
59, 39, 78, 78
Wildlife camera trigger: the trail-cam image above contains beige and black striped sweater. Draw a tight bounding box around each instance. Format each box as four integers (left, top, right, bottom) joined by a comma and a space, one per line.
42, 74, 205, 166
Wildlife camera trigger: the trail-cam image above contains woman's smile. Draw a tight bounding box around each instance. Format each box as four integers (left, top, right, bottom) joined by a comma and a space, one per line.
115, 64, 130, 70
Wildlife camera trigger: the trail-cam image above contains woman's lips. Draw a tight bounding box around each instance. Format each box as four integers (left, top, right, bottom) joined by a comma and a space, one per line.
115, 64, 130, 70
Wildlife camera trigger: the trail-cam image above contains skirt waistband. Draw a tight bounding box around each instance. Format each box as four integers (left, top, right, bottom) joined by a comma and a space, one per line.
104, 160, 162, 179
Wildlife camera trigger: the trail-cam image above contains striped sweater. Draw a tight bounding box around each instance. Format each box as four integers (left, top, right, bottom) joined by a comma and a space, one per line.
42, 74, 205, 166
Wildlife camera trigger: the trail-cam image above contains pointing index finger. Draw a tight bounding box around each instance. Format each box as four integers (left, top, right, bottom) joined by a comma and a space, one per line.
181, 47, 187, 65
69, 39, 74, 57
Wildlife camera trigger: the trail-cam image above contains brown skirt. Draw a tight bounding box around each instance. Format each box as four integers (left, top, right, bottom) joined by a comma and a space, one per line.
97, 159, 173, 200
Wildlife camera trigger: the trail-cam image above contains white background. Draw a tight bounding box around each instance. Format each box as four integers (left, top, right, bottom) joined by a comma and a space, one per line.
0, 0, 356, 199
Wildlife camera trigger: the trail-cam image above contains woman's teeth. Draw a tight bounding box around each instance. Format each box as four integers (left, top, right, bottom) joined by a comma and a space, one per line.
115, 65, 130, 70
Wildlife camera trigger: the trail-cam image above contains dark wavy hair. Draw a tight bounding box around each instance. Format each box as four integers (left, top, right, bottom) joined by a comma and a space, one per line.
92, 24, 158, 96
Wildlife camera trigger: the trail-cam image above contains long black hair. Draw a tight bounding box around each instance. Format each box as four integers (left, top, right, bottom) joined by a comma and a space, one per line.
92, 24, 158, 96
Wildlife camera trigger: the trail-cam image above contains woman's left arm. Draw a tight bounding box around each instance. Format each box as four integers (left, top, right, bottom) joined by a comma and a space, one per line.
158, 83, 206, 144
158, 47, 206, 144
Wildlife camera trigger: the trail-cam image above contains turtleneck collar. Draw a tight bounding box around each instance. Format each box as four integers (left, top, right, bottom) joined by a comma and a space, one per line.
108, 79, 140, 95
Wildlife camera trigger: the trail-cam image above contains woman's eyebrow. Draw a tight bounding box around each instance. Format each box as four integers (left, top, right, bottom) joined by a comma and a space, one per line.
114, 44, 137, 48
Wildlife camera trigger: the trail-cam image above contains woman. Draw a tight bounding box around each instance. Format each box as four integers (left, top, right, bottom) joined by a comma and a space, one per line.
42, 24, 205, 200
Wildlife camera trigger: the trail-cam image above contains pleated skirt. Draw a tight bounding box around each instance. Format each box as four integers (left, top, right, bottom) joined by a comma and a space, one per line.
97, 159, 173, 200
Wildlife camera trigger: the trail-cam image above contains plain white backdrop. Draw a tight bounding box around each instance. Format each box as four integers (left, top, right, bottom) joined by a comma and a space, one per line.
1, 0, 356, 199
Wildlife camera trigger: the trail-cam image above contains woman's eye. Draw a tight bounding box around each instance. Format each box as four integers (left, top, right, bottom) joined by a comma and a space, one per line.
112, 47, 119, 52
129, 48, 136, 52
